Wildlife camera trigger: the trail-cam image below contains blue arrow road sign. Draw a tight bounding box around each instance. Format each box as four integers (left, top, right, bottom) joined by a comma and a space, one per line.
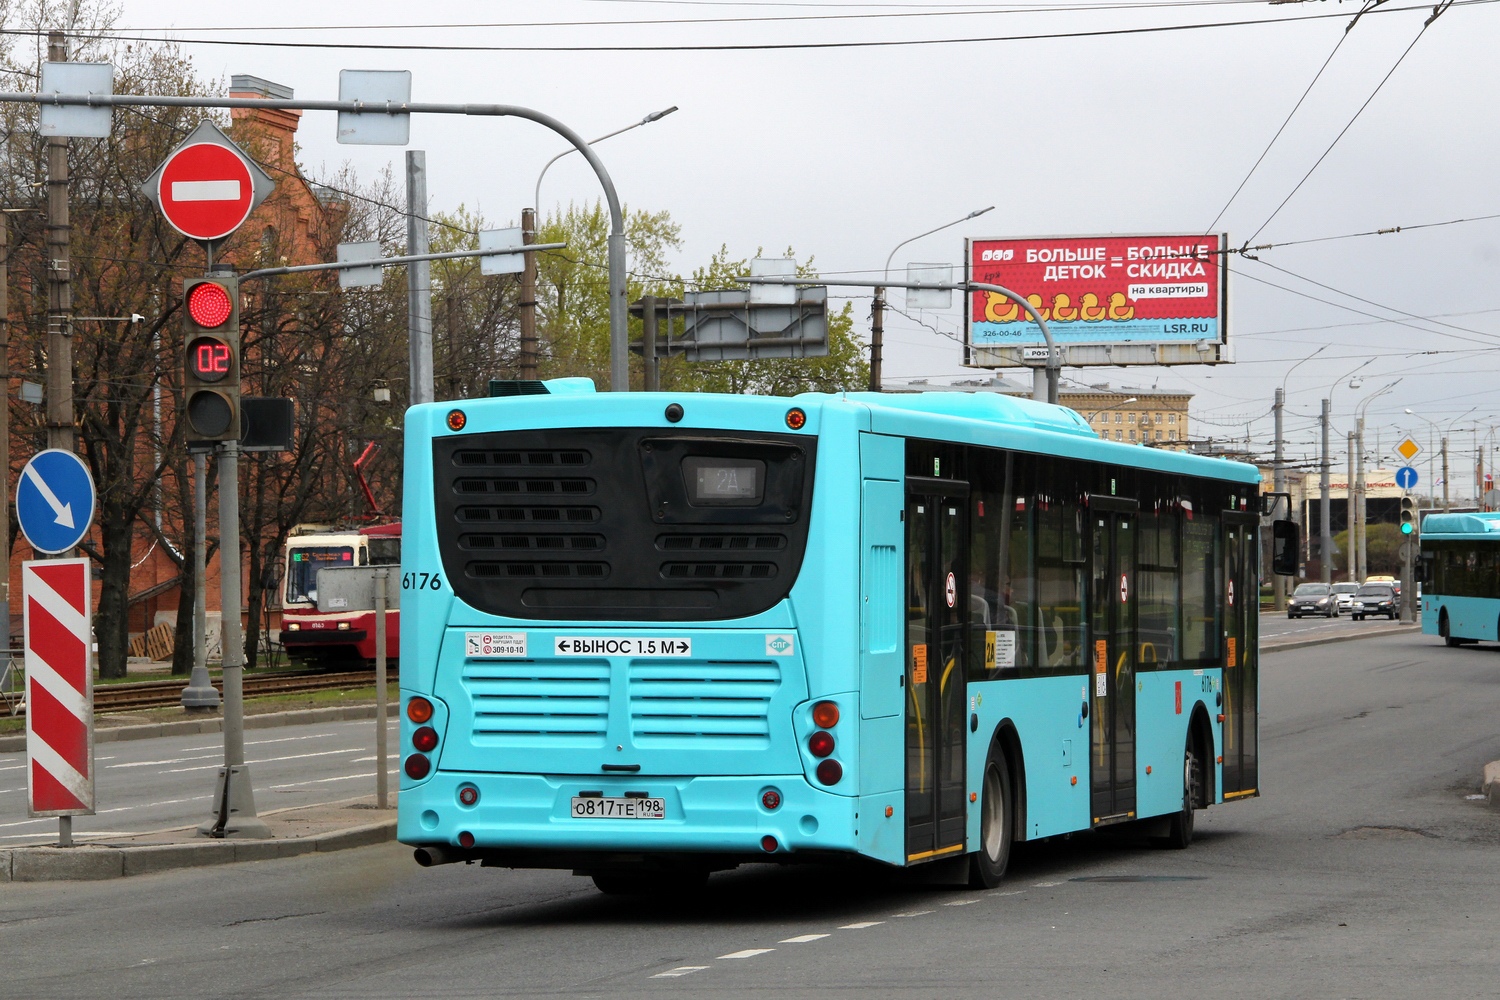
17, 449, 95, 555
1396, 465, 1419, 490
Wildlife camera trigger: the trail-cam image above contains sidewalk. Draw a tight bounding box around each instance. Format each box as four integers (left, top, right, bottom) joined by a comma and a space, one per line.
0, 795, 397, 882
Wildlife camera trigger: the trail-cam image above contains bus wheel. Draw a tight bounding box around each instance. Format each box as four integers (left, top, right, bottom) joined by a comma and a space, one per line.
1159, 738, 1200, 850
1441, 611, 1463, 647
968, 744, 1013, 889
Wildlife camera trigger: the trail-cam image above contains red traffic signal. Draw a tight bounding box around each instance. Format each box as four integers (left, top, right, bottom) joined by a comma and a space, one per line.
182, 275, 240, 445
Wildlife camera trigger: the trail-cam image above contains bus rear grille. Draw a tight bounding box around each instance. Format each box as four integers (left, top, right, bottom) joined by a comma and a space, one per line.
464, 661, 609, 745
461, 534, 604, 551
661, 562, 777, 580
454, 478, 593, 495
628, 661, 779, 748
469, 561, 609, 579
457, 506, 599, 523
454, 449, 590, 467
658, 534, 786, 551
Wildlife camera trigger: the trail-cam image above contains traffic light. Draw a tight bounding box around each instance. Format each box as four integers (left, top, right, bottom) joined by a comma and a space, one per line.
182, 275, 240, 445
1400, 495, 1417, 536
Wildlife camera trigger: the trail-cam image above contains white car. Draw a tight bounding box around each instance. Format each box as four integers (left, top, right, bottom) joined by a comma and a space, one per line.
1331, 582, 1360, 614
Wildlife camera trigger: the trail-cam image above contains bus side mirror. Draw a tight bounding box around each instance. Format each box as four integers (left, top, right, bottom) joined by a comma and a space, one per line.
1272, 519, 1298, 577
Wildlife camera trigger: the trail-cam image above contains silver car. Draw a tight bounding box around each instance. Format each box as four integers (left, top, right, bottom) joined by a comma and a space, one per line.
1288, 582, 1337, 618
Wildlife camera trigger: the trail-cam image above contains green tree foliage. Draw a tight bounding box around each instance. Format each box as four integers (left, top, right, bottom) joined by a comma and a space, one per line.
534, 201, 681, 387
533, 206, 867, 396
665, 245, 868, 397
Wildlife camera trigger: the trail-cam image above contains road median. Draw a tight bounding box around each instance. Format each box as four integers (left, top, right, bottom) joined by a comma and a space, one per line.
0, 797, 397, 882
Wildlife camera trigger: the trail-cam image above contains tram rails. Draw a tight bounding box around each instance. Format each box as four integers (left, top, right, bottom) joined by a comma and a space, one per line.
85, 671, 380, 714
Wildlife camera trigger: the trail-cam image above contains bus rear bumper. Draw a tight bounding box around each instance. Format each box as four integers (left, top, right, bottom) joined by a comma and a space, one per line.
398, 771, 857, 860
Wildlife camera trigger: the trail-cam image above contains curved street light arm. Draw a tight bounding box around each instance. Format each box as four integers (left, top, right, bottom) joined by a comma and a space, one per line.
883, 206, 994, 281
533, 106, 678, 215
969, 281, 1058, 403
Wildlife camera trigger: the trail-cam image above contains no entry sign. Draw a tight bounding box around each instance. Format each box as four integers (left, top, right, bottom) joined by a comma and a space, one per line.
24, 558, 94, 817
141, 119, 274, 245
158, 143, 254, 241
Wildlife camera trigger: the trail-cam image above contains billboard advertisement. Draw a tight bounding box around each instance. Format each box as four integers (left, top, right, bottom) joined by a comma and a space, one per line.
966, 234, 1228, 356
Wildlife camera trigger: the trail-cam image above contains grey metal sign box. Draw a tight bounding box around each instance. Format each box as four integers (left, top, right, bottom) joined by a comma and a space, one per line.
315, 566, 400, 613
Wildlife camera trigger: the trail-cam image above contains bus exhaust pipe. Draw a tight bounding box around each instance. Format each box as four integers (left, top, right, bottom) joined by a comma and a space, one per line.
414, 846, 462, 867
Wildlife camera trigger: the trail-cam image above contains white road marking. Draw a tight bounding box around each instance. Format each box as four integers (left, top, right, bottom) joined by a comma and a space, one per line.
717, 949, 774, 960
268, 773, 388, 790
840, 921, 885, 929
1033, 881, 1062, 887
779, 933, 830, 943
891, 910, 934, 918
944, 899, 979, 906
108, 753, 223, 769
651, 967, 709, 978
164, 747, 363, 774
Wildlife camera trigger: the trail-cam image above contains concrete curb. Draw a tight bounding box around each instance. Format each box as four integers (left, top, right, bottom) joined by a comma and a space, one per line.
1261, 623, 1422, 654
0, 819, 397, 882
0, 702, 398, 755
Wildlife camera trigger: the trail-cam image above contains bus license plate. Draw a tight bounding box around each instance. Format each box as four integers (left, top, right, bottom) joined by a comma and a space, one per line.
571, 796, 666, 820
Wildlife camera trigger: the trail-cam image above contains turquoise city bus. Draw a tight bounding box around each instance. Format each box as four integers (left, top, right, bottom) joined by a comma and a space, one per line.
1419, 511, 1500, 645
396, 379, 1270, 892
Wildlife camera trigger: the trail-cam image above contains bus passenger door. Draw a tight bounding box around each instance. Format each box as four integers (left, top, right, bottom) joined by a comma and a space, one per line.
1222, 513, 1259, 797
1088, 498, 1138, 825
905, 483, 969, 863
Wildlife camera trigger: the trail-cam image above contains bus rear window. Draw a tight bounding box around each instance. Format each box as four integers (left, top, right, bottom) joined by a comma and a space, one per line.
286, 546, 354, 604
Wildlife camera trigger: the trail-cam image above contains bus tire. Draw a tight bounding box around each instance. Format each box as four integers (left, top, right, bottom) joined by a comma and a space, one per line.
1159, 735, 1201, 850
967, 743, 1013, 889
1440, 611, 1464, 647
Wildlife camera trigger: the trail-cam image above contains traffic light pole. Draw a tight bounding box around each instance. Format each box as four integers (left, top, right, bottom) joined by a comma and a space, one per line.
198, 438, 269, 839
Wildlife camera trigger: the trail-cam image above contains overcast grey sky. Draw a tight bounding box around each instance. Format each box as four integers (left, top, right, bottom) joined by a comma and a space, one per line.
111, 0, 1500, 487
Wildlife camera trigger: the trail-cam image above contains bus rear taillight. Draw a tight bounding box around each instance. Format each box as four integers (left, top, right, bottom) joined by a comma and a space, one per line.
816, 760, 843, 785
812, 701, 840, 728
407, 697, 434, 723
761, 835, 779, 852
808, 731, 834, 758
412, 726, 439, 752
404, 754, 431, 780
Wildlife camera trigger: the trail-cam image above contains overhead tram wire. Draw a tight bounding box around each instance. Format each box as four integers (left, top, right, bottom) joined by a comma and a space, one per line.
1231, 264, 1500, 350
1203, 0, 1381, 234
106, 1, 1283, 33
41, 0, 1500, 53
1245, 0, 1459, 244
1247, 256, 1500, 342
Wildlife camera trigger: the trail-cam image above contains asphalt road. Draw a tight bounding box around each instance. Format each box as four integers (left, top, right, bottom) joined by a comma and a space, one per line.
3, 630, 1497, 999
1259, 606, 1416, 642
0, 718, 395, 845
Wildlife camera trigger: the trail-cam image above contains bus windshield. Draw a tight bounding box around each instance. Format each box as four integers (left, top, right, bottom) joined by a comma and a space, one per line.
286, 546, 355, 604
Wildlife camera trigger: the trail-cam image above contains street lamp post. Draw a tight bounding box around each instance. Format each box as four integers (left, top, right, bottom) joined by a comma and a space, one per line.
870, 206, 993, 391
1314, 359, 1371, 583
1272, 345, 1326, 602
1354, 381, 1399, 580
1406, 406, 1476, 512
1083, 397, 1136, 439
519, 106, 678, 382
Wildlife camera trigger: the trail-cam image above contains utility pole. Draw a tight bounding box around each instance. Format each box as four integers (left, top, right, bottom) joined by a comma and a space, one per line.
1273, 387, 1287, 604
179, 454, 218, 710
641, 294, 658, 392
868, 287, 884, 392
519, 206, 538, 380
406, 151, 433, 405
1442, 436, 1450, 511
45, 32, 72, 455
0, 214, 9, 652
44, 30, 74, 849
1356, 417, 1367, 584
1320, 398, 1332, 584
1350, 431, 1362, 587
